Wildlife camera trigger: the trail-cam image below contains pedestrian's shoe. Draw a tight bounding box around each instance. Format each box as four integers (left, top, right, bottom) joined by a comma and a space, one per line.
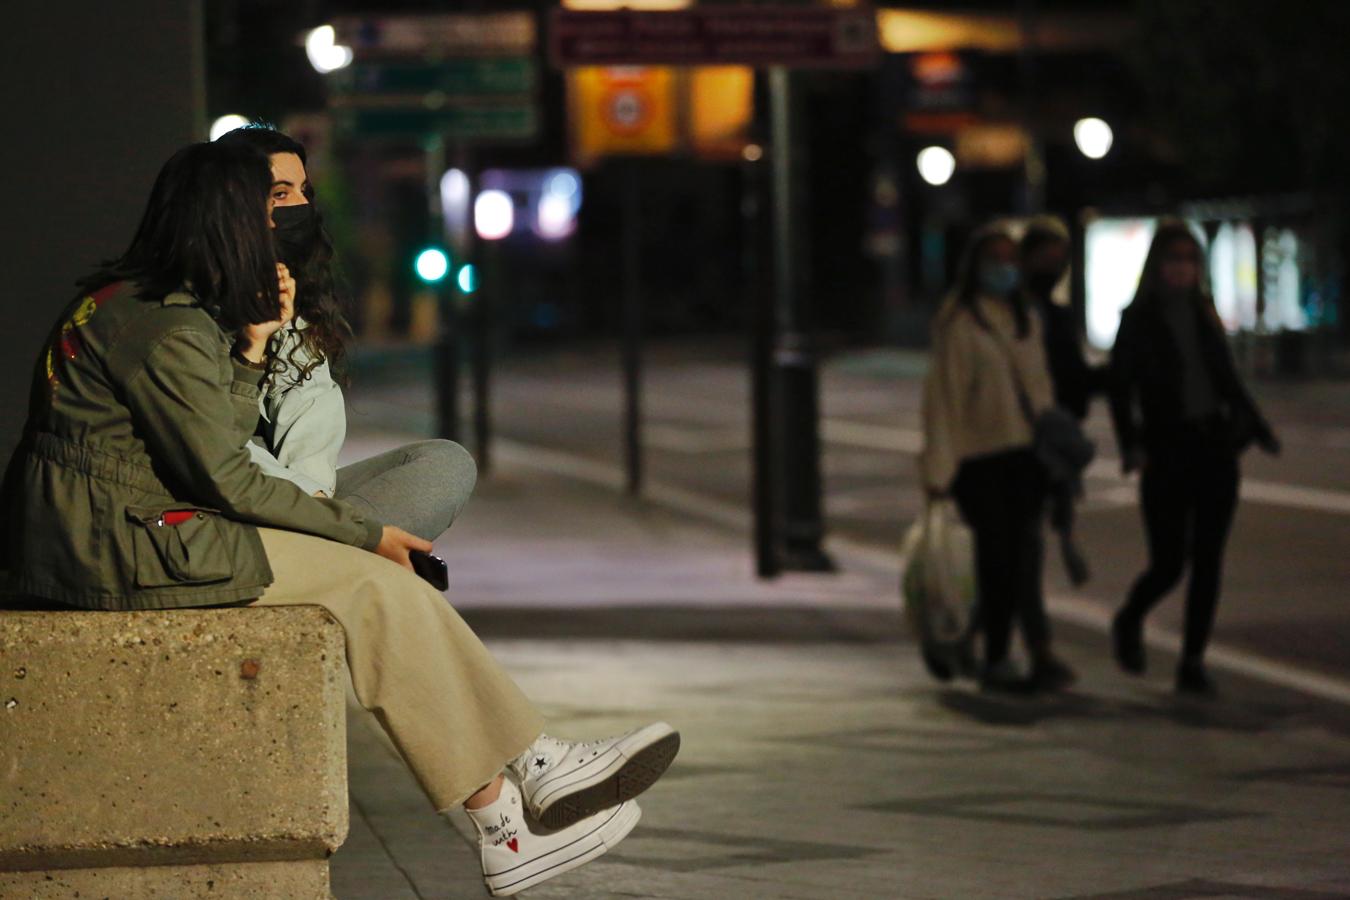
509, 722, 680, 830
1111, 610, 1146, 675
1030, 653, 1078, 692
979, 659, 1035, 695
467, 778, 641, 897
1175, 660, 1217, 697
921, 646, 955, 682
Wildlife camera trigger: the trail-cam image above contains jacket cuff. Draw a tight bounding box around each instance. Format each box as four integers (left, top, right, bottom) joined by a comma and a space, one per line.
289, 471, 328, 498
231, 358, 267, 392
359, 517, 384, 551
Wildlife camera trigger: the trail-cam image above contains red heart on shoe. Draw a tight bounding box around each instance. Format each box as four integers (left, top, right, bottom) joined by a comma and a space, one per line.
507, 838, 519, 853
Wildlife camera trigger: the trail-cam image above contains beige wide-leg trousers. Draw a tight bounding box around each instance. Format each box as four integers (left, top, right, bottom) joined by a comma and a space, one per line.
250, 527, 545, 810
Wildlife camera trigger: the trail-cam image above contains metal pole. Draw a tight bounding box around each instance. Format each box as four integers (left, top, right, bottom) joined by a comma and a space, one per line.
622, 160, 644, 496
1018, 0, 1046, 214
427, 133, 460, 442
769, 68, 797, 337
768, 65, 833, 573
457, 152, 492, 476
475, 238, 495, 477
746, 118, 779, 578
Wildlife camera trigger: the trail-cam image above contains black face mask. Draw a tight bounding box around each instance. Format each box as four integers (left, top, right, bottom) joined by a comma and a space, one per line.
1025, 270, 1062, 297
271, 203, 319, 269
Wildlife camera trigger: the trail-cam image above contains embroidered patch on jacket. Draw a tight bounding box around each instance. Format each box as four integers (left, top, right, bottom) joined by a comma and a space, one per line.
46, 283, 117, 393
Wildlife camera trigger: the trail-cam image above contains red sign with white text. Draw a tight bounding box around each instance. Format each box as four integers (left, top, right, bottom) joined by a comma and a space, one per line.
549, 7, 879, 69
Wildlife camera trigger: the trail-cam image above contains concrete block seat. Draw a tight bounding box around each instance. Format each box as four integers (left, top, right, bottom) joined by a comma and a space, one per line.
0, 606, 348, 898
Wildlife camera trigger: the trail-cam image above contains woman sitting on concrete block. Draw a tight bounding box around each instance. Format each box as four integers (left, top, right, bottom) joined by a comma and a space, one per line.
0, 139, 678, 898
214, 125, 478, 549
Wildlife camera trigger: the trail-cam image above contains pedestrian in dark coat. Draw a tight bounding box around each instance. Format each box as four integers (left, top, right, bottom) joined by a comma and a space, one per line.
1019, 216, 1107, 421
1108, 219, 1280, 695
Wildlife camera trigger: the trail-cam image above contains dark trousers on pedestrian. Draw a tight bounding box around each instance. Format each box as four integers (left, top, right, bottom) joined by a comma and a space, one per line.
953, 448, 1049, 667
1120, 433, 1239, 664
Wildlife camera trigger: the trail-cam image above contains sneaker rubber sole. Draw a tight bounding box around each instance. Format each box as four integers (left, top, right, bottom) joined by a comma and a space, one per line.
533, 726, 680, 830
485, 801, 641, 897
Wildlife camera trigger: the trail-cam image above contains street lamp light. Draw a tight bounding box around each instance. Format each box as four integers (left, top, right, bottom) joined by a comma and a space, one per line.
209, 114, 250, 142
474, 190, 514, 241
305, 25, 353, 74
916, 146, 956, 186
1074, 117, 1113, 160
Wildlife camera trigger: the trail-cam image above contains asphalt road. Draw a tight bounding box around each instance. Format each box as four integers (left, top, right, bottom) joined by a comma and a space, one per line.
346, 337, 1350, 686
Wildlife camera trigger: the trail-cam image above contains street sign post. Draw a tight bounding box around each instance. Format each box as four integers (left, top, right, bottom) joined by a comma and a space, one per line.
334, 13, 536, 59
325, 12, 543, 453
549, 7, 878, 69
548, 6, 879, 575
337, 58, 537, 97
333, 103, 539, 142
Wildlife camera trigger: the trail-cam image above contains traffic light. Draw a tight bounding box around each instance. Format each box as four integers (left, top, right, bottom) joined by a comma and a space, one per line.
414, 247, 451, 283
457, 263, 479, 295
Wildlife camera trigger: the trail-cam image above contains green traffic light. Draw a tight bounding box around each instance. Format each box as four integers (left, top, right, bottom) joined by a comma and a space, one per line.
415, 247, 450, 283
457, 264, 479, 295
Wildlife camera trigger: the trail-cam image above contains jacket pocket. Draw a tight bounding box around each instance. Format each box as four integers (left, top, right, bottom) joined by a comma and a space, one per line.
125, 505, 234, 587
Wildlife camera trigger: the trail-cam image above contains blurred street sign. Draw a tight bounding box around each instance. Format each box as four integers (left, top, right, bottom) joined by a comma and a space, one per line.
335, 104, 539, 141
337, 59, 537, 97
570, 67, 677, 163
334, 13, 536, 59
549, 7, 879, 69
323, 20, 540, 144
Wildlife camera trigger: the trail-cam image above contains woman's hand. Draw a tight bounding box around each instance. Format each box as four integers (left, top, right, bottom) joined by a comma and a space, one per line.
235, 264, 296, 363
375, 525, 433, 572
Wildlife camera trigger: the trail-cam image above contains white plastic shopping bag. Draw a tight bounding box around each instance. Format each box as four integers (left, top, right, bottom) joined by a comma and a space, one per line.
900, 499, 978, 678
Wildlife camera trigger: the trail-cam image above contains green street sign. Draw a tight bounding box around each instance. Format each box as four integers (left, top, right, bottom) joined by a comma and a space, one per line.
339, 105, 539, 141
336, 58, 537, 97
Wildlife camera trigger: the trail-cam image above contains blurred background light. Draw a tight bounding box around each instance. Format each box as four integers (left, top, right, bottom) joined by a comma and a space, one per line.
536, 193, 577, 240
457, 264, 479, 295
1074, 117, 1114, 159
305, 24, 353, 74
475, 190, 515, 241
209, 114, 250, 142
415, 247, 450, 283
545, 169, 581, 202
440, 168, 472, 240
441, 169, 471, 210
916, 146, 956, 186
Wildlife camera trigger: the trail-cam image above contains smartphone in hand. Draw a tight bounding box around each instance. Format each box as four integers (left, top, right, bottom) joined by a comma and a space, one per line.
409, 550, 449, 592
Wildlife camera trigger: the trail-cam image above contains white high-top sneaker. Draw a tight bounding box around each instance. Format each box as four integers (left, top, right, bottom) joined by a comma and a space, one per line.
508, 722, 679, 830
466, 777, 641, 897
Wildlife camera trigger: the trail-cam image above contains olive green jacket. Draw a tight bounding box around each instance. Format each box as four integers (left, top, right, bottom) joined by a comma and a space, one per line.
0, 281, 383, 611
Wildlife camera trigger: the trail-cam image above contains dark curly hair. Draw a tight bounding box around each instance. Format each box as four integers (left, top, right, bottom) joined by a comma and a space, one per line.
216, 125, 353, 383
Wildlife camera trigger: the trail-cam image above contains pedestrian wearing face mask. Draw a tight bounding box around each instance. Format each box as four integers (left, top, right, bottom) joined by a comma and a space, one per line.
216, 127, 476, 550
1019, 216, 1107, 421
920, 223, 1077, 693
1108, 219, 1280, 696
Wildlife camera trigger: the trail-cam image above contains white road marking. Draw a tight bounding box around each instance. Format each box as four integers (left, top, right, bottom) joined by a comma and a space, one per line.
644, 424, 747, 454
648, 416, 1350, 518
821, 423, 1350, 518
1240, 480, 1350, 516
497, 436, 1350, 709
823, 419, 924, 454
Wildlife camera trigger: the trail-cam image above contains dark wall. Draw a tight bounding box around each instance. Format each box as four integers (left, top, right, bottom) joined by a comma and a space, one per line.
0, 1, 205, 461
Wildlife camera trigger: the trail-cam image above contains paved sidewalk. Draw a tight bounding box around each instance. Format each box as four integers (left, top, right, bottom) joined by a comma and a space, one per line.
330, 428, 1350, 900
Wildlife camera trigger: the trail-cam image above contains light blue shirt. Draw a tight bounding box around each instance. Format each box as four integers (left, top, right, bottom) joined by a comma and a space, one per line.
247, 318, 345, 496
